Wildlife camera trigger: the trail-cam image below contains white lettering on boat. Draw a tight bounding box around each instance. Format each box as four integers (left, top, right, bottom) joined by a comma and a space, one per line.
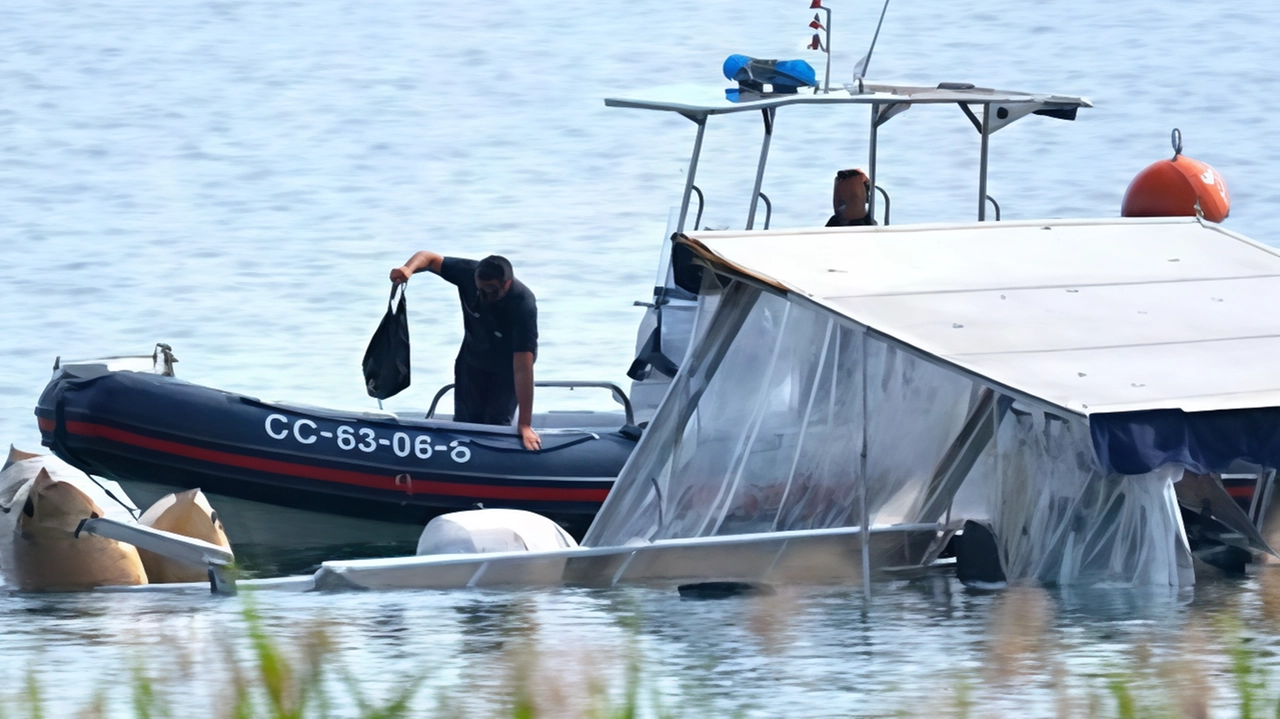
392, 432, 411, 457
292, 419, 318, 444
336, 425, 355, 450
265, 414, 289, 440
262, 415, 473, 464
450, 443, 471, 463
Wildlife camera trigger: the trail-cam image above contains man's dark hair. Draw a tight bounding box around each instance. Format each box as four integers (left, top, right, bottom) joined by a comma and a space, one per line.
475, 255, 513, 283
835, 168, 871, 191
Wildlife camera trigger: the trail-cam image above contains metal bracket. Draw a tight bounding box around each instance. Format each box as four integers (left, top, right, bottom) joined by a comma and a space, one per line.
76, 516, 237, 595
872, 101, 908, 128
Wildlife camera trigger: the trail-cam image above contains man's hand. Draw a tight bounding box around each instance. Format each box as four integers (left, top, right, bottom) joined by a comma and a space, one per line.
519, 424, 541, 451
389, 266, 412, 283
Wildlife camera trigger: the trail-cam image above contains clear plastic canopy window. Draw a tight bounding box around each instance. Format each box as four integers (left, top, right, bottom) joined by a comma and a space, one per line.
955, 407, 1193, 586
586, 277, 1200, 587
587, 281, 975, 546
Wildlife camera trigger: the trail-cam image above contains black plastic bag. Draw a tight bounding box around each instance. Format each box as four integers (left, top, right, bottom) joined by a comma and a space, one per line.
362, 283, 411, 399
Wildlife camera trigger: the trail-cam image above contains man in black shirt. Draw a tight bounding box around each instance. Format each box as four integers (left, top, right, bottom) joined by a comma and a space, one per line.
390, 252, 541, 450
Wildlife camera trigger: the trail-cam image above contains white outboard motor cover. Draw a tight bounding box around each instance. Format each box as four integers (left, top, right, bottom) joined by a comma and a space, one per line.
415, 509, 578, 556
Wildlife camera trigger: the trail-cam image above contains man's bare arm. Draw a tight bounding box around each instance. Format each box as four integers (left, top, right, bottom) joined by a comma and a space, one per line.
513, 351, 541, 451
390, 251, 444, 283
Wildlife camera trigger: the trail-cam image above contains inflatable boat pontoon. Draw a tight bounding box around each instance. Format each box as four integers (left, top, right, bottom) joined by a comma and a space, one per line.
35, 350, 639, 563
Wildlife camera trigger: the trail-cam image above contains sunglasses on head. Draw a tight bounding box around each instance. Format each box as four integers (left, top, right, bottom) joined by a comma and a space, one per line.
835, 169, 866, 181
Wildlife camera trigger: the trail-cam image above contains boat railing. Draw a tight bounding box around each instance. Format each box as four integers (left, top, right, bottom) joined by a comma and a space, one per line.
684, 185, 772, 230
875, 185, 891, 225
757, 191, 772, 230
985, 194, 1001, 221
425, 381, 636, 427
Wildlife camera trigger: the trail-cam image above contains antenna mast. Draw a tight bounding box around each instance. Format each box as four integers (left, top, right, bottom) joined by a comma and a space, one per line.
851, 0, 891, 92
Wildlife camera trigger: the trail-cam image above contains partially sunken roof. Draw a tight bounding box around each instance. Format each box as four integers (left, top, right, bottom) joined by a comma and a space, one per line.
678, 218, 1280, 416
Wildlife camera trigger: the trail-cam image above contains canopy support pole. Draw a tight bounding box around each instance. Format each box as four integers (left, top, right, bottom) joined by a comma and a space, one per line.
745, 108, 776, 230
978, 103, 991, 221
867, 104, 880, 221
913, 388, 1009, 523
677, 115, 708, 233
859, 330, 872, 599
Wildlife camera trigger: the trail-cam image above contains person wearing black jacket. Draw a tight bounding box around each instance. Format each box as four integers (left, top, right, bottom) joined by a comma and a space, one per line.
390, 252, 541, 451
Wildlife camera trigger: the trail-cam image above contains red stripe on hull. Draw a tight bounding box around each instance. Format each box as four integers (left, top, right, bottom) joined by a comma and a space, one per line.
61, 420, 610, 503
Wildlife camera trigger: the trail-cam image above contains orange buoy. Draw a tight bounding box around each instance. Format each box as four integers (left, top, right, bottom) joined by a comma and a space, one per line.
1121, 129, 1230, 222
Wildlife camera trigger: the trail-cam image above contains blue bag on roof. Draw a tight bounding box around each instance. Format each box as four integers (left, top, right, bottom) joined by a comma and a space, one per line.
723, 54, 816, 102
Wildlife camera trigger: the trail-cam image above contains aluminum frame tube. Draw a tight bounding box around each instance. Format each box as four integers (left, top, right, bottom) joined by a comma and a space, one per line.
978, 103, 990, 221
746, 108, 776, 230
677, 117, 708, 233
867, 104, 879, 221
859, 328, 872, 599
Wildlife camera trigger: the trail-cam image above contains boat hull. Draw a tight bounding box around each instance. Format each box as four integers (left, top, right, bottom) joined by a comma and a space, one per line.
35, 371, 636, 566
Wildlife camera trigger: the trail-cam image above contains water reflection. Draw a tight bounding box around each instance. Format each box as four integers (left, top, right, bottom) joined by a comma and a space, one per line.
1055, 583, 1195, 620
454, 594, 540, 655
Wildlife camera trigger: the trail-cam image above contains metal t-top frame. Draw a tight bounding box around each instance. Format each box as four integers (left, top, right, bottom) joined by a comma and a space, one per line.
605, 82, 1090, 230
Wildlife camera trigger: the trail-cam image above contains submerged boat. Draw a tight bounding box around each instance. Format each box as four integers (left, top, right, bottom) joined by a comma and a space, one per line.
28, 56, 1105, 577
36, 349, 637, 564
35, 8, 1270, 590
306, 213, 1280, 593
303, 53, 1280, 593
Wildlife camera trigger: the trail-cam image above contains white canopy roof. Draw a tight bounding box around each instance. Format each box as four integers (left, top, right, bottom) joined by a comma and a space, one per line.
679, 218, 1280, 416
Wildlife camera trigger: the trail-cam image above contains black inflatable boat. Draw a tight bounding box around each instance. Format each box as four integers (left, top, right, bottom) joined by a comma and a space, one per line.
35, 348, 639, 557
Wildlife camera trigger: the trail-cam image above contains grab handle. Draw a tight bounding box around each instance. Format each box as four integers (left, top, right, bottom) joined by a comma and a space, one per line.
426, 381, 635, 426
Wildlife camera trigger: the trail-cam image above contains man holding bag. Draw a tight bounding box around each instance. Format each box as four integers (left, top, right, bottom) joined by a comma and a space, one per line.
390, 251, 541, 451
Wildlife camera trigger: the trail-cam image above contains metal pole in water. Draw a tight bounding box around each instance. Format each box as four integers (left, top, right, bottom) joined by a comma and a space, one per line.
859, 330, 871, 600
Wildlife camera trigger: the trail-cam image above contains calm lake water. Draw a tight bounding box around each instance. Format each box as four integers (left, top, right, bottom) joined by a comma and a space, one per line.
3, 0, 1280, 715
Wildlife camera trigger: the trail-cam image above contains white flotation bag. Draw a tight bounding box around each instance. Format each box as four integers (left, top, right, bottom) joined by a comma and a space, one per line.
137, 489, 233, 583
416, 509, 578, 556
